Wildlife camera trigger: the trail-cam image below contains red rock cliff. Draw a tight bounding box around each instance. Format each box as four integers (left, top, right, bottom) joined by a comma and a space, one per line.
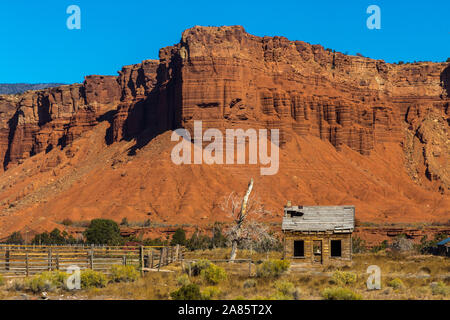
0, 26, 448, 236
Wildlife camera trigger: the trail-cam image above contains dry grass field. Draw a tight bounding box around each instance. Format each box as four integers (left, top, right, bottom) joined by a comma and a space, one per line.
0, 248, 448, 300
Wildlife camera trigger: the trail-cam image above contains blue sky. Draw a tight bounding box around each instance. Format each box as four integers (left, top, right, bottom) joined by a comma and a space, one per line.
0, 0, 449, 84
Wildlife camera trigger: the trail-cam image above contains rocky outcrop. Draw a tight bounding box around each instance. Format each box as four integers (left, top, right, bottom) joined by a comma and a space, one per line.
110, 26, 449, 192
0, 25, 448, 193
0, 76, 120, 169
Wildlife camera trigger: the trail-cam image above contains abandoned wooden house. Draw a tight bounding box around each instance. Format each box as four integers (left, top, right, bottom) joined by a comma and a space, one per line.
282, 205, 355, 264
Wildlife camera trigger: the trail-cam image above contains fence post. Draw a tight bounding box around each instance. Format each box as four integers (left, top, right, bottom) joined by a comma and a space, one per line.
158, 248, 163, 271
56, 253, 60, 270
26, 253, 29, 277
5, 249, 10, 271
122, 255, 127, 266
166, 247, 169, 265
139, 246, 144, 276
150, 250, 154, 268
48, 248, 52, 271
175, 245, 180, 262
90, 250, 94, 270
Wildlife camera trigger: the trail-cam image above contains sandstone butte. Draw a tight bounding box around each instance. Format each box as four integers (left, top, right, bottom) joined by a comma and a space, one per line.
0, 26, 448, 241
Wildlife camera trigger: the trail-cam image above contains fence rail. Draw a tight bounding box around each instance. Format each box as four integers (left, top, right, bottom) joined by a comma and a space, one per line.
0, 244, 184, 278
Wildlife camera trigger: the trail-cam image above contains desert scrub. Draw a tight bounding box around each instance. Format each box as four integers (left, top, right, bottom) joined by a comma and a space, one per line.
330, 271, 357, 286
25, 271, 68, 293
201, 286, 221, 300
256, 259, 290, 278
430, 281, 449, 296
201, 264, 227, 285
387, 278, 405, 290
268, 280, 296, 300
110, 265, 139, 283
275, 280, 295, 296
187, 259, 211, 276
321, 287, 362, 300
80, 269, 107, 288
0, 274, 4, 286
243, 279, 257, 289
170, 283, 205, 300
177, 274, 191, 286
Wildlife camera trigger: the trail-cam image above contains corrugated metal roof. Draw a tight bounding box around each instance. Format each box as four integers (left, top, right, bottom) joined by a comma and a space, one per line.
437, 238, 450, 246
282, 206, 355, 233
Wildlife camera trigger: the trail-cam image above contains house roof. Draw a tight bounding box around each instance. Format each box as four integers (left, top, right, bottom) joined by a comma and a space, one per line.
437, 238, 450, 246
282, 206, 355, 233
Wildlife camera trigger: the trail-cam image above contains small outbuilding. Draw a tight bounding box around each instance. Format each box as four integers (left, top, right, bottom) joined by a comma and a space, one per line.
282, 205, 355, 264
436, 238, 450, 257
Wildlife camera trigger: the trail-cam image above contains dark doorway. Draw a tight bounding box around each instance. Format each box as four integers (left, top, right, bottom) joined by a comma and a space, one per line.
313, 240, 322, 263
331, 240, 342, 257
294, 240, 304, 257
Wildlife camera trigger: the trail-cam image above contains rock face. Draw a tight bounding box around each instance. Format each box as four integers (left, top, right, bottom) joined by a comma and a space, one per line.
110, 25, 449, 191
0, 26, 448, 237
0, 76, 121, 169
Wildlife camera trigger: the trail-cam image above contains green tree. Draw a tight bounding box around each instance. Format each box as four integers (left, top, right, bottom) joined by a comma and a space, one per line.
31, 232, 51, 245
211, 222, 227, 248
31, 228, 76, 245
6, 231, 24, 245
446, 57, 450, 63
84, 219, 123, 245
171, 228, 186, 246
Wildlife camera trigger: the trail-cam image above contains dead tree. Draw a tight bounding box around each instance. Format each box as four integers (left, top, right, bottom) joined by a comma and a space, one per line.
222, 179, 273, 262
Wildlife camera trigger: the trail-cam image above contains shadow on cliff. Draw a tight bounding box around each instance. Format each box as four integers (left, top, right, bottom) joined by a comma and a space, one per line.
441, 64, 450, 97
3, 109, 23, 170
96, 109, 117, 146
113, 57, 182, 156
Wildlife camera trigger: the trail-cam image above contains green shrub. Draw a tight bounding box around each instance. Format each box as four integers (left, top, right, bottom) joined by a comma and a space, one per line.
201, 286, 221, 300
256, 259, 290, 278
62, 218, 73, 226
268, 280, 296, 300
431, 282, 449, 296
331, 271, 357, 286
171, 228, 187, 246
188, 259, 212, 276
275, 280, 295, 296
243, 279, 257, 289
0, 274, 4, 286
177, 274, 191, 287
5, 231, 24, 245
27, 277, 55, 293
25, 271, 68, 293
110, 265, 139, 283
80, 269, 108, 288
170, 283, 204, 300
201, 264, 227, 285
387, 278, 404, 290
321, 287, 362, 300
269, 291, 292, 300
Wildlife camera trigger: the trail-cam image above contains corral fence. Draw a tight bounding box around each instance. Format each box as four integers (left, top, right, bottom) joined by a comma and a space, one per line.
0, 244, 184, 278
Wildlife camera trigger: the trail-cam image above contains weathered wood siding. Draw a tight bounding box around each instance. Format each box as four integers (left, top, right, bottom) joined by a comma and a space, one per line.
283, 232, 352, 263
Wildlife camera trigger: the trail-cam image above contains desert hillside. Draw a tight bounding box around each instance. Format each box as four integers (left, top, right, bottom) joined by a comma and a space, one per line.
0, 26, 448, 238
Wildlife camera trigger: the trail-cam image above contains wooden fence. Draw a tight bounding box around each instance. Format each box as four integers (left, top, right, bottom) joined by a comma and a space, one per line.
0, 244, 184, 278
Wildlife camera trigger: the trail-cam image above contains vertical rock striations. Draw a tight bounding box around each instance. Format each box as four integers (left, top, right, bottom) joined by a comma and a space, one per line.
0, 25, 448, 191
